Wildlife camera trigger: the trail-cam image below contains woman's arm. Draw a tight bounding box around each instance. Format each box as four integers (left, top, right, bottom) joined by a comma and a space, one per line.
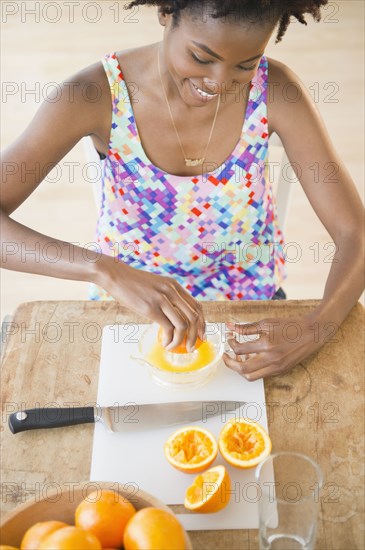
271, 59, 364, 325
0, 62, 108, 283
224, 58, 364, 380
0, 63, 205, 349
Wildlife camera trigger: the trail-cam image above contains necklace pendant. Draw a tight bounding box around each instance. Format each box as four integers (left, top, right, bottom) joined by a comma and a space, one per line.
185, 158, 204, 167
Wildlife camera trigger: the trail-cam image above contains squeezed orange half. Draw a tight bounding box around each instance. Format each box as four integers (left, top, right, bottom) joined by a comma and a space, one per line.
184, 465, 231, 513
146, 331, 215, 373
164, 426, 218, 473
218, 418, 272, 469
158, 327, 202, 354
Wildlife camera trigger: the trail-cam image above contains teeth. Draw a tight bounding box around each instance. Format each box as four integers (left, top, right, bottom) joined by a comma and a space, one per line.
192, 82, 217, 98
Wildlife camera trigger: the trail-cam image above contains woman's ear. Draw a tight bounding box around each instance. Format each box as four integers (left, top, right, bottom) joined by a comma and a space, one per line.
157, 7, 170, 26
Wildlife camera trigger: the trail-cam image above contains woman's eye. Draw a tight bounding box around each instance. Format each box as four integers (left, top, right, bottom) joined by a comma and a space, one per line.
191, 52, 257, 71
191, 53, 210, 65
239, 64, 256, 71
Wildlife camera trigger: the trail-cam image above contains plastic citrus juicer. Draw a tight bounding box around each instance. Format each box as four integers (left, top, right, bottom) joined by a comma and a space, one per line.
131, 323, 226, 389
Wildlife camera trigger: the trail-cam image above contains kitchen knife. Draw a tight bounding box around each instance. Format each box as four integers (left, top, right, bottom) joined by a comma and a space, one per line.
8, 401, 246, 434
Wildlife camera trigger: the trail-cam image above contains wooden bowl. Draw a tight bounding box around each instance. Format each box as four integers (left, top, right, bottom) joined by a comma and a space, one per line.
0, 481, 192, 549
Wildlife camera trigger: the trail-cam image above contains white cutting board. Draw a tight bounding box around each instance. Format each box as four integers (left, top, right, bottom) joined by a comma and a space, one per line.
90, 324, 270, 530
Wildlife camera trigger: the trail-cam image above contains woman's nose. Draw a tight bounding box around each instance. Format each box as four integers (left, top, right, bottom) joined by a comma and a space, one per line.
203, 68, 236, 94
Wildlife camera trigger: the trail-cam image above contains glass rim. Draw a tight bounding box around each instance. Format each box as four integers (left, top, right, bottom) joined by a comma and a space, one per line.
255, 451, 324, 502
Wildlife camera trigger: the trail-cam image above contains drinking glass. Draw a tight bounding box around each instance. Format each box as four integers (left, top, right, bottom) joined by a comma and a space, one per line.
255, 452, 323, 550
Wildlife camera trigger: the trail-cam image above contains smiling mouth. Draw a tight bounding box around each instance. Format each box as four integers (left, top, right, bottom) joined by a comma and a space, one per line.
191, 81, 218, 98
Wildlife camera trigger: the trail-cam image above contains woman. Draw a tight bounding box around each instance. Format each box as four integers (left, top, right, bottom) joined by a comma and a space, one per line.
1, 0, 364, 380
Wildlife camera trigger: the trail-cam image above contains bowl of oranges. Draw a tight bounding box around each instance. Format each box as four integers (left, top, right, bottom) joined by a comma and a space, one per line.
0, 482, 192, 550
134, 323, 225, 389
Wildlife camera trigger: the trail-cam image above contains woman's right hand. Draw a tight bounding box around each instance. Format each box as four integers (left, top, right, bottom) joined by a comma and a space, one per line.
96, 255, 206, 352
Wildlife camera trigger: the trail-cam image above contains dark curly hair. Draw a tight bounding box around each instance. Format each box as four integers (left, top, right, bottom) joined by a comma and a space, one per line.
125, 0, 329, 43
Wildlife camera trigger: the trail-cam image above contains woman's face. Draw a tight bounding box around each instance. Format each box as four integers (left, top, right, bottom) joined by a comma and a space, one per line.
158, 9, 276, 108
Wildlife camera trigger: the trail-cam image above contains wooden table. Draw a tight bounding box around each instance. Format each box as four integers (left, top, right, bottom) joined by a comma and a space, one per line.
1, 300, 364, 549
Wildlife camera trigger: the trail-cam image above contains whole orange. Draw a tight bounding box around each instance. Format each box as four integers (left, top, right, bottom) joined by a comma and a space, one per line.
75, 489, 136, 548
38, 526, 101, 549
20, 521, 68, 549
123, 507, 186, 550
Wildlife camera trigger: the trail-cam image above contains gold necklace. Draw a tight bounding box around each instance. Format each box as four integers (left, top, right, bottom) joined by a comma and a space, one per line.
157, 45, 221, 167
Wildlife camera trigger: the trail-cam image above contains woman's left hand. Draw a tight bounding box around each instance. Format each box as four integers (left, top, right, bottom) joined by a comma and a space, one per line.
223, 314, 335, 381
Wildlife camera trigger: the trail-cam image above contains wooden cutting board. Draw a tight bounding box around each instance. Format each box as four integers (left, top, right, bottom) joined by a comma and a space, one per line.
90, 324, 271, 530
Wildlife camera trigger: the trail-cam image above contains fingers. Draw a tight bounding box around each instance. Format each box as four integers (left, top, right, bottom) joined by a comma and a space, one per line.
158, 301, 202, 353
171, 294, 203, 351
174, 288, 206, 343
223, 352, 258, 380
223, 351, 245, 374
109, 265, 205, 350
226, 321, 261, 337
163, 282, 206, 350
133, 274, 205, 351
243, 366, 277, 381
224, 350, 265, 377
227, 337, 264, 356
223, 317, 315, 381
159, 298, 191, 351
224, 351, 283, 381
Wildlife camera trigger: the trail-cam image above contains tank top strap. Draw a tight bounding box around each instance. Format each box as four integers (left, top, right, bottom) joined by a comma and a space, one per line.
234, 54, 268, 163
101, 52, 139, 157
246, 54, 268, 126
252, 55, 268, 102
101, 52, 125, 104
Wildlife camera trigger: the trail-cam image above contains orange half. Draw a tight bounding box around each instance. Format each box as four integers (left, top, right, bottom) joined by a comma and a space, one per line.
218, 418, 272, 469
184, 465, 231, 513
164, 426, 218, 473
158, 326, 202, 354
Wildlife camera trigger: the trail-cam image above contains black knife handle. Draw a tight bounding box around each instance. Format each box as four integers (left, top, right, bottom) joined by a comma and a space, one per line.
8, 407, 95, 434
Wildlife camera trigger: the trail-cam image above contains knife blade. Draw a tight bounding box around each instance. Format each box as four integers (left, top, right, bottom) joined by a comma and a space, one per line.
8, 401, 246, 434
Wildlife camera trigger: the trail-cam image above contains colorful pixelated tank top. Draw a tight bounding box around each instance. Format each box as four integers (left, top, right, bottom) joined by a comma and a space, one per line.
88, 52, 286, 301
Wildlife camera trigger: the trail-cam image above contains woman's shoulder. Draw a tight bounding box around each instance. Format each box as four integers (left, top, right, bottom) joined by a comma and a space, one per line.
59, 47, 154, 153
113, 44, 156, 84
75, 58, 112, 101
266, 56, 310, 135
266, 56, 304, 89
55, 58, 111, 118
